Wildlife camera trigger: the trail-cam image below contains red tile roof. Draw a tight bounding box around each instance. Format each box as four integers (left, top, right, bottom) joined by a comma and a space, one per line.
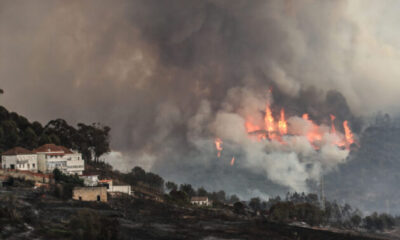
191, 197, 208, 201
33, 144, 73, 154
2, 147, 34, 156
99, 179, 112, 183
4, 144, 76, 156
59, 146, 74, 154
33, 144, 64, 153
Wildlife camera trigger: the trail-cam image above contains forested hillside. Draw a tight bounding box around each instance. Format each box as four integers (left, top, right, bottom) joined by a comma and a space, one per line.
326, 114, 400, 214
0, 105, 110, 162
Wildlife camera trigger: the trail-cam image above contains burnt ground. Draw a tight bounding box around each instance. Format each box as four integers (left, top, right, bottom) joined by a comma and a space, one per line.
0, 187, 397, 240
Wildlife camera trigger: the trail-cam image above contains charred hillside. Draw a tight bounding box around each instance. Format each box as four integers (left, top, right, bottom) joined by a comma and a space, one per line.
0, 186, 392, 240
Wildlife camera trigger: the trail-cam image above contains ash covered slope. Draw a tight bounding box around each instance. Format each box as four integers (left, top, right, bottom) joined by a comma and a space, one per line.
326, 115, 400, 214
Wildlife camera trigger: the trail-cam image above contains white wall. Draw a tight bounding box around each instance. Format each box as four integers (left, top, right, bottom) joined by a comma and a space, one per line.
3, 151, 84, 175
2, 154, 38, 172
37, 153, 84, 175
37, 154, 47, 173
66, 159, 84, 175
109, 185, 131, 195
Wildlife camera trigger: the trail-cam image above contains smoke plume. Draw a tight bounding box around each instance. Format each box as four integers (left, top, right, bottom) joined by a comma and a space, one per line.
1, 0, 400, 197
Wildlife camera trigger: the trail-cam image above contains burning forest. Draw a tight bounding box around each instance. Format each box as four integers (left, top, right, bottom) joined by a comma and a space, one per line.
208, 89, 356, 193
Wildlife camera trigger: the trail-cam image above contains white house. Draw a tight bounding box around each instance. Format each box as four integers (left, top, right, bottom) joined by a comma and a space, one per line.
191, 196, 211, 206
35, 144, 85, 175
80, 174, 100, 187
1, 147, 38, 172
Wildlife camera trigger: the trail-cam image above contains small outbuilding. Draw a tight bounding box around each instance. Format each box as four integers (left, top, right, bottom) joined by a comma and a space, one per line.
73, 186, 107, 202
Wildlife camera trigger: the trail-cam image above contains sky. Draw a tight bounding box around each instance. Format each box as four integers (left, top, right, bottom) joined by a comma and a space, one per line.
1, 0, 400, 198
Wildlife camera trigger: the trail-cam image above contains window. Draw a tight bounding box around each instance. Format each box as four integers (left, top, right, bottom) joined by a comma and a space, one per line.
27, 164, 30, 168
32, 164, 35, 168
97, 195, 101, 201
79, 196, 82, 201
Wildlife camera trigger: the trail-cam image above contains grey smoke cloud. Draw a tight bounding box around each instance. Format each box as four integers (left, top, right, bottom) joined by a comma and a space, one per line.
1, 0, 399, 196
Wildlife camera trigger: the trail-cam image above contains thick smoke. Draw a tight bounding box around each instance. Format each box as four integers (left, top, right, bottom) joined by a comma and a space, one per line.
190, 89, 350, 192
1, 1, 400, 197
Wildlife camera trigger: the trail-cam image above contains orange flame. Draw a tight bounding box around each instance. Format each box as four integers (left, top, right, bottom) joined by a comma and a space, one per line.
330, 114, 336, 134
241, 92, 357, 151
343, 121, 354, 146
245, 120, 261, 133
264, 104, 275, 133
278, 108, 288, 135
215, 138, 223, 157
230, 156, 235, 166
302, 114, 323, 147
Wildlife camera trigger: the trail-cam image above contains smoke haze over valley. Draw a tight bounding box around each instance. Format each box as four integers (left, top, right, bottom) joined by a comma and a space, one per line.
2, 0, 400, 213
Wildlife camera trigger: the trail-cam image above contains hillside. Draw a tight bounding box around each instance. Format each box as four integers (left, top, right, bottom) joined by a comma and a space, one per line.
0, 105, 110, 162
0, 186, 393, 240
326, 116, 400, 214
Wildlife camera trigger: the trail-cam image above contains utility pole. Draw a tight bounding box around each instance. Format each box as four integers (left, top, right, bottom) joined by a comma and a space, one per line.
320, 175, 326, 210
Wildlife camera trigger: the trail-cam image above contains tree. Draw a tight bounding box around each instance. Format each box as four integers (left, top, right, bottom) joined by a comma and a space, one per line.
305, 193, 319, 206
350, 214, 362, 228
168, 190, 189, 204
76, 123, 110, 162
44, 119, 78, 149
131, 166, 146, 180
233, 202, 246, 214
249, 197, 261, 211
21, 127, 39, 149
179, 184, 195, 198
1, 120, 20, 149
53, 168, 63, 182
166, 181, 178, 191
295, 203, 324, 226
229, 194, 240, 203
216, 190, 226, 202
269, 202, 294, 222
145, 172, 164, 191
197, 187, 208, 197
31, 121, 43, 136
53, 168, 83, 199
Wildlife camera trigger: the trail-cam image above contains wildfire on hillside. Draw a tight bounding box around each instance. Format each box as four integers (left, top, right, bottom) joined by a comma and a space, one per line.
215, 93, 356, 159
243, 102, 355, 150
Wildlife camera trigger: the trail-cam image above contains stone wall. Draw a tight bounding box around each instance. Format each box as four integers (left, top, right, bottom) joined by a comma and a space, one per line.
73, 187, 107, 202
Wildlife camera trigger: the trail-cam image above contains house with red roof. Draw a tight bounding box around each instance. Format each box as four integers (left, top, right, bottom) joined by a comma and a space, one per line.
1, 147, 38, 172
34, 144, 85, 175
191, 196, 211, 206
1, 144, 85, 175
